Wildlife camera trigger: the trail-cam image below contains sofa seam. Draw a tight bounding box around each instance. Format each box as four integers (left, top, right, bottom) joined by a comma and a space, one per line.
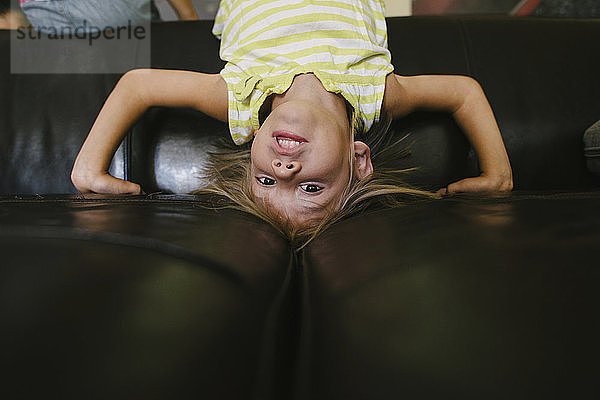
124, 130, 132, 182
457, 18, 473, 76
291, 249, 313, 400
252, 250, 299, 400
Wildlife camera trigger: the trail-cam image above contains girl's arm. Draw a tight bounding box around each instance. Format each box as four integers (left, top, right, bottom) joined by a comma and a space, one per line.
166, 0, 199, 20
71, 69, 228, 194
383, 74, 513, 194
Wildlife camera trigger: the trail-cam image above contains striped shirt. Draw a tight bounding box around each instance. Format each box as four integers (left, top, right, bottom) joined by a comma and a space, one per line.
213, 0, 394, 145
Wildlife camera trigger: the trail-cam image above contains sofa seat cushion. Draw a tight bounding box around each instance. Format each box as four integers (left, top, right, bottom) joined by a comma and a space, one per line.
299, 191, 600, 399
0, 194, 295, 399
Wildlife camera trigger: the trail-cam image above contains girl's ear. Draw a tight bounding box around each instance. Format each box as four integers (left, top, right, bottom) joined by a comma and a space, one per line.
353, 141, 373, 180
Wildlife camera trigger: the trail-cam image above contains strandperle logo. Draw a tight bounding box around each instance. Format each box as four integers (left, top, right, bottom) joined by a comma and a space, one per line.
10, 18, 151, 74
14, 20, 147, 46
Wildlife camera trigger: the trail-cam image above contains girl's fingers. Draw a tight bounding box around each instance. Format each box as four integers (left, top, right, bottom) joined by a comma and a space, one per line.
439, 176, 505, 195
446, 178, 483, 193
93, 174, 143, 195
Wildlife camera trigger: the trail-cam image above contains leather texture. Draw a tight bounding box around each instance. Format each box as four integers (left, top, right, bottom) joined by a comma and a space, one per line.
2, 16, 600, 399
0, 195, 296, 399
299, 191, 600, 399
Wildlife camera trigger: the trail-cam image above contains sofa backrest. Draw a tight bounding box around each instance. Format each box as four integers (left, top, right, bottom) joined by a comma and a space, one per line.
388, 17, 600, 191
1, 17, 599, 194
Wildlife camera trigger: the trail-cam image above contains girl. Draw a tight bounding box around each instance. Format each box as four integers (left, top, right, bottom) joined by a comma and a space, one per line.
72, 0, 513, 240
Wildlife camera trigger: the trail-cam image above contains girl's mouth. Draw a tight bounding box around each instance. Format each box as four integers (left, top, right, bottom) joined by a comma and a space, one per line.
272, 130, 307, 154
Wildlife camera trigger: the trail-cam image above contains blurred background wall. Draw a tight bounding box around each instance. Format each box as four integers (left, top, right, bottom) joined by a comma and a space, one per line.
154, 0, 412, 20
154, 0, 600, 20
413, 0, 600, 17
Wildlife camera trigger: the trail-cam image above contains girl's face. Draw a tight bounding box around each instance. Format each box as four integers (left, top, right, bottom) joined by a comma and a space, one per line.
250, 99, 353, 225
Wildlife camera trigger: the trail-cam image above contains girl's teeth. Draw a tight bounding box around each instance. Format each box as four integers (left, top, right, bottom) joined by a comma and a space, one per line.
277, 138, 301, 149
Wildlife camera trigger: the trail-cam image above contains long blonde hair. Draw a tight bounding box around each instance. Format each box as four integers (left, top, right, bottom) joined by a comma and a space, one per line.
193, 114, 438, 249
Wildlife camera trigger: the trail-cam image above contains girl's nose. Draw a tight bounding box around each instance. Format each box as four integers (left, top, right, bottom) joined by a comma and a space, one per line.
272, 159, 301, 178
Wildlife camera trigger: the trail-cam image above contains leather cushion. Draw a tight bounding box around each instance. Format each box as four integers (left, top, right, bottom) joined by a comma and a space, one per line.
299, 191, 600, 399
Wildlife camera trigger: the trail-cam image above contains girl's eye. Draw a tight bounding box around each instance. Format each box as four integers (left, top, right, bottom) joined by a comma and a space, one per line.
301, 184, 323, 193
257, 177, 276, 186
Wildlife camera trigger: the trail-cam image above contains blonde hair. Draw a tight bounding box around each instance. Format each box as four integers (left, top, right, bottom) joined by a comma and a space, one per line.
193, 114, 438, 249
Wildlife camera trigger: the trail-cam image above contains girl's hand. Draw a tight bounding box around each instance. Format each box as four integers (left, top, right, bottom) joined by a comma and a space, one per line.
70, 69, 227, 196
387, 74, 514, 197
71, 168, 143, 195
437, 172, 513, 195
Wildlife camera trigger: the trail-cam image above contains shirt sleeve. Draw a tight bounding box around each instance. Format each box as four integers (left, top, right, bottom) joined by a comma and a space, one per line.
212, 0, 231, 40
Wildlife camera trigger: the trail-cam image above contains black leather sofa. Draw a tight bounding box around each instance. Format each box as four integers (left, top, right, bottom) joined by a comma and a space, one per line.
2, 17, 600, 399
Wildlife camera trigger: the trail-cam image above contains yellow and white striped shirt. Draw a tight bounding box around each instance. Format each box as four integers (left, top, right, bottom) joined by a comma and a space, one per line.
213, 0, 394, 145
